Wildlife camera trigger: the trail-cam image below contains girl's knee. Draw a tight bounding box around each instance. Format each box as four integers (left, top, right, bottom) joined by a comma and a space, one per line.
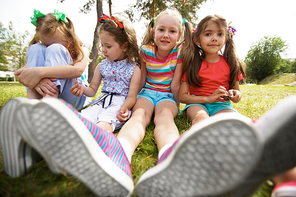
45, 44, 70, 66
194, 110, 208, 119
29, 43, 46, 49
155, 108, 175, 120
129, 110, 151, 127
46, 43, 68, 55
27, 43, 46, 55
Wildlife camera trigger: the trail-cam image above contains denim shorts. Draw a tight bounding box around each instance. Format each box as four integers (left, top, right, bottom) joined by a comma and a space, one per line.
183, 100, 237, 116
137, 88, 177, 107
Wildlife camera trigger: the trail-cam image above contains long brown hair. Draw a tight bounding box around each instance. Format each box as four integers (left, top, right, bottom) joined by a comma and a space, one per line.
184, 15, 245, 89
29, 13, 84, 65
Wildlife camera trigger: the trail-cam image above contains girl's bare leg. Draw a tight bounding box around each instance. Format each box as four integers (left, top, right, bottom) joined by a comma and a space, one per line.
186, 105, 209, 126
153, 101, 179, 151
118, 97, 154, 154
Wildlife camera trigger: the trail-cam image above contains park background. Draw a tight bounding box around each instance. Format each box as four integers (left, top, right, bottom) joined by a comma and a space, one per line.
0, 0, 296, 60
0, 0, 296, 196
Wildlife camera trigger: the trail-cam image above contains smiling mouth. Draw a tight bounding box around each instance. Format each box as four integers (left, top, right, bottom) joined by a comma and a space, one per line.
161, 40, 170, 44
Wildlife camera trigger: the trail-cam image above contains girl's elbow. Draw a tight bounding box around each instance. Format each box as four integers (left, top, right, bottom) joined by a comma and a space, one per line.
73, 67, 85, 77
179, 96, 186, 103
171, 85, 180, 94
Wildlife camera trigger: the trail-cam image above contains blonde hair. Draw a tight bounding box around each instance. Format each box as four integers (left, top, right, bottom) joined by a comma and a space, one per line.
184, 15, 246, 88
141, 8, 192, 57
29, 13, 84, 65
97, 15, 140, 66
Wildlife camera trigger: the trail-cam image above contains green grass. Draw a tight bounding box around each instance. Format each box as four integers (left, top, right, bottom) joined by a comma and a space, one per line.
259, 73, 296, 85
0, 81, 296, 196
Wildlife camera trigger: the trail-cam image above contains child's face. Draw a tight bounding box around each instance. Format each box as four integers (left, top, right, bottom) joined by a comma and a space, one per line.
41, 30, 70, 48
153, 14, 181, 57
99, 31, 127, 62
194, 20, 227, 56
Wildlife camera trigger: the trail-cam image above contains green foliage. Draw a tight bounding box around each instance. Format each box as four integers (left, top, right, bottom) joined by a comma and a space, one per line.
0, 22, 8, 67
245, 36, 288, 83
124, 0, 207, 26
0, 21, 30, 71
0, 65, 9, 71
259, 73, 296, 85
0, 77, 14, 81
78, 0, 96, 14
291, 60, 296, 73
96, 54, 106, 65
275, 59, 292, 73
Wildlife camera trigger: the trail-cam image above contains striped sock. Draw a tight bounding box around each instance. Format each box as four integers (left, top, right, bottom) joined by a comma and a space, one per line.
158, 137, 181, 164
158, 144, 172, 160
59, 99, 132, 179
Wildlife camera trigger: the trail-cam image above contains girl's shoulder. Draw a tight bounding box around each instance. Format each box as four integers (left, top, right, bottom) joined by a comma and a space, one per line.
172, 45, 182, 53
126, 59, 138, 68
141, 44, 156, 52
219, 55, 229, 65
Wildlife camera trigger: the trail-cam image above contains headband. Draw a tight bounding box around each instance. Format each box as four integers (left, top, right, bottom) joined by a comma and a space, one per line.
98, 14, 124, 31
30, 9, 68, 27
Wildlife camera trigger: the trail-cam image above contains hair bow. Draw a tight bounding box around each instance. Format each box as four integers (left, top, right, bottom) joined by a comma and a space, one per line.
182, 18, 186, 26
54, 9, 68, 24
228, 26, 237, 36
98, 14, 124, 31
152, 18, 156, 24
30, 9, 46, 26
227, 22, 237, 37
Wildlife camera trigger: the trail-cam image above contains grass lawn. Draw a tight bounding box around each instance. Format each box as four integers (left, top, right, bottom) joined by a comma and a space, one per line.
0, 81, 295, 196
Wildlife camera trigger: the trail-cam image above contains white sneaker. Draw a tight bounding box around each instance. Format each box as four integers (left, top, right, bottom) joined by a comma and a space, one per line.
136, 113, 262, 197
234, 95, 296, 196
16, 98, 134, 197
0, 97, 41, 177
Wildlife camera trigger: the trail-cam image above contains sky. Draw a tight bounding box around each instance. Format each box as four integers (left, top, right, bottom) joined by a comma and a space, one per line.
0, 0, 295, 60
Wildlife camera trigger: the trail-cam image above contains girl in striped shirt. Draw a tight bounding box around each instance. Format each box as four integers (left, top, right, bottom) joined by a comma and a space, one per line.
117, 8, 192, 166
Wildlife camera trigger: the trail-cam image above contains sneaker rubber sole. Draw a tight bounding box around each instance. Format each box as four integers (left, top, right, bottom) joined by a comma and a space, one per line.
235, 95, 296, 196
17, 98, 134, 197
135, 113, 262, 197
0, 97, 40, 177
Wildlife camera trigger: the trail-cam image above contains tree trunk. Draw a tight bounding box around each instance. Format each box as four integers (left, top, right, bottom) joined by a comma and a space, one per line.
88, 0, 103, 83
108, 0, 112, 16
152, 0, 155, 18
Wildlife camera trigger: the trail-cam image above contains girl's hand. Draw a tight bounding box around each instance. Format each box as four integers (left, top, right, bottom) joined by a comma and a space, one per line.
70, 81, 84, 97
35, 78, 58, 97
207, 86, 228, 103
15, 68, 42, 89
228, 89, 241, 103
116, 106, 129, 122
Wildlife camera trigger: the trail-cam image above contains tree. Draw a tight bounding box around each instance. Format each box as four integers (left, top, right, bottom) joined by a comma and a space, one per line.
244, 36, 288, 83
291, 60, 296, 73
60, 0, 103, 82
78, 0, 103, 83
5, 22, 29, 70
124, 0, 208, 26
0, 22, 8, 69
0, 22, 30, 71
276, 59, 292, 73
